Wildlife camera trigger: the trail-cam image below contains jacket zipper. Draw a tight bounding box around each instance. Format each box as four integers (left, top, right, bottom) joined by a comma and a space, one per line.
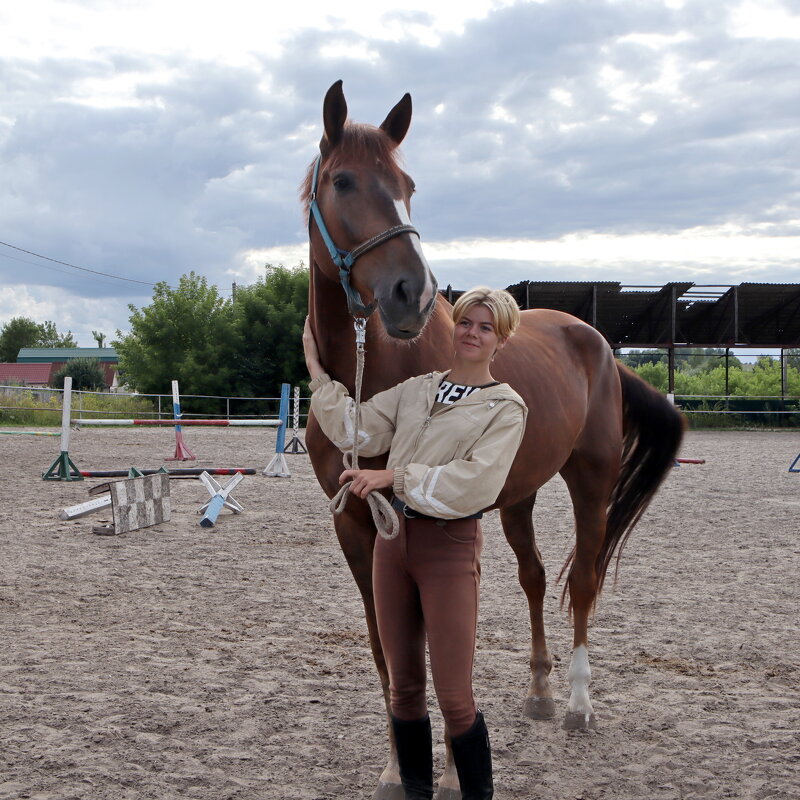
411, 414, 432, 454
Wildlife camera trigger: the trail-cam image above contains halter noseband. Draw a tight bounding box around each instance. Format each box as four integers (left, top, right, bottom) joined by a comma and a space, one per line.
308, 155, 420, 318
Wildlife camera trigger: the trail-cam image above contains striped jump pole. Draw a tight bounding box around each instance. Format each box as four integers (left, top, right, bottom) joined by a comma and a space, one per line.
76, 467, 257, 478
283, 385, 308, 455
166, 380, 195, 461
264, 383, 291, 477
0, 430, 60, 437
42, 377, 83, 481
76, 419, 282, 427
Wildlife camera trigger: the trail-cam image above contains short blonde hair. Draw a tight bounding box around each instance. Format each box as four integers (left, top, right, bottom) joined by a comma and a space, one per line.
452, 286, 521, 340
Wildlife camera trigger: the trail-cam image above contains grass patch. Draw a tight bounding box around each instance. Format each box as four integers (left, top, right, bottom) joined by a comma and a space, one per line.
0, 388, 156, 427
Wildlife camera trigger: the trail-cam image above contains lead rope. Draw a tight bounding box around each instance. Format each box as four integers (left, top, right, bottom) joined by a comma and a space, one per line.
329, 318, 399, 540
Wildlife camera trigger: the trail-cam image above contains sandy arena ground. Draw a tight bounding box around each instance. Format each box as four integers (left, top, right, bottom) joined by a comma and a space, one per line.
1, 426, 798, 799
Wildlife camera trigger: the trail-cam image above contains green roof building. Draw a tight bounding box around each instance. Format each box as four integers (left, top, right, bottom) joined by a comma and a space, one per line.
16, 347, 118, 363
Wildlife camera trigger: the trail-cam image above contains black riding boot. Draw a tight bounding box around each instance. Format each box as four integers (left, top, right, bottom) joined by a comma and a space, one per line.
451, 710, 494, 800
391, 714, 434, 800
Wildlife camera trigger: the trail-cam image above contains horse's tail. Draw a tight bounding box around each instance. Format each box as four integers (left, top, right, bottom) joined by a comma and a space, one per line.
601, 363, 686, 591
560, 363, 685, 608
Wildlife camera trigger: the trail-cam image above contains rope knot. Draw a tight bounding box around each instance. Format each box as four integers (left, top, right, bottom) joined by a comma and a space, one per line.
329, 483, 399, 540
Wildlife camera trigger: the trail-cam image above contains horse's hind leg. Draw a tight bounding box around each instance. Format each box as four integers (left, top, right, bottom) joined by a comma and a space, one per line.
500, 493, 556, 720
559, 449, 619, 731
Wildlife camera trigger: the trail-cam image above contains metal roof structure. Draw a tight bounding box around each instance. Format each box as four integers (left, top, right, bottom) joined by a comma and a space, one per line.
16, 347, 119, 363
443, 282, 800, 349
0, 363, 55, 386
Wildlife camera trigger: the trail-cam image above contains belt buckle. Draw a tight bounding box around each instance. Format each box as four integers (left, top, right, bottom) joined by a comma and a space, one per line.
402, 504, 416, 519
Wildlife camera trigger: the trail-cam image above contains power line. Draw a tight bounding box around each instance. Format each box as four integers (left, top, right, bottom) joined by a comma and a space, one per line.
0, 239, 167, 287
0, 249, 147, 290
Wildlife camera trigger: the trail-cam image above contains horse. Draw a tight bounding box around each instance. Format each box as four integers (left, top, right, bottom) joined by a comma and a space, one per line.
303, 80, 685, 800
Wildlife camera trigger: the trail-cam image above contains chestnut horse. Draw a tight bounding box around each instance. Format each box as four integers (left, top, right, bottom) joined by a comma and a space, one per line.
303, 81, 684, 800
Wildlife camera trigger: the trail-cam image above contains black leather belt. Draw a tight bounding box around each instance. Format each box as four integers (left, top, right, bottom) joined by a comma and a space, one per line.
391, 496, 483, 522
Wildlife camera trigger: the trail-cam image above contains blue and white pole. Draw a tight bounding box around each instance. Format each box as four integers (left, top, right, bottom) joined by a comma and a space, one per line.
165, 379, 196, 461
263, 383, 291, 477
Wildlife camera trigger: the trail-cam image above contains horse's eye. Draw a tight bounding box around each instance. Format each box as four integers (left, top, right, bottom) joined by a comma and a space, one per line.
333, 175, 352, 191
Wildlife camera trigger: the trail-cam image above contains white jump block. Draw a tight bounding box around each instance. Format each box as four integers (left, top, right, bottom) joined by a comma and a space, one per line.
198, 472, 244, 514
198, 471, 244, 527
60, 494, 112, 520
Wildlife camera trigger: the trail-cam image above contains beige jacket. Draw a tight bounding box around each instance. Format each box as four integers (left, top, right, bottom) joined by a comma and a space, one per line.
309, 370, 527, 519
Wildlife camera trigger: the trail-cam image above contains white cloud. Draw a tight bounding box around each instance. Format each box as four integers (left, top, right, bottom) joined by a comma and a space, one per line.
549, 88, 574, 107
730, 0, 800, 40
0, 284, 128, 344
425, 222, 800, 268
0, 1, 511, 63
237, 245, 308, 280
617, 32, 691, 49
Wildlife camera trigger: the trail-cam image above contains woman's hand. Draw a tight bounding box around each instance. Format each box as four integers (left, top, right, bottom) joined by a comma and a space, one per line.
303, 316, 325, 380
339, 468, 394, 499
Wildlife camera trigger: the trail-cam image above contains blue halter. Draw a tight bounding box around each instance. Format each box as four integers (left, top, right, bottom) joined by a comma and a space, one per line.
308, 155, 419, 318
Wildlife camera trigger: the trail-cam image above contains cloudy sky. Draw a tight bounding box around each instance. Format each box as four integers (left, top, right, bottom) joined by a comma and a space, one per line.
1, 0, 799, 345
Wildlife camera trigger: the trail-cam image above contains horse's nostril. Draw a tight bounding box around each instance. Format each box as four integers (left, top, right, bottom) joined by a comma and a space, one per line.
394, 279, 410, 306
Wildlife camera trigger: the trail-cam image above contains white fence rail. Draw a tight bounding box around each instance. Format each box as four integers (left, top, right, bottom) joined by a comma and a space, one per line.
0, 384, 311, 423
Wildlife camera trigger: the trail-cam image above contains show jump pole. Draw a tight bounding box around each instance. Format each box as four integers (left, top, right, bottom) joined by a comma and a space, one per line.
283, 385, 308, 454
166, 379, 195, 461
263, 383, 292, 477
76, 419, 283, 427
42, 377, 83, 481
77, 467, 257, 478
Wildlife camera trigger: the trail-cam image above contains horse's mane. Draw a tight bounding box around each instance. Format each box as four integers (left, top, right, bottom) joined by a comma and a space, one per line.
299, 122, 407, 215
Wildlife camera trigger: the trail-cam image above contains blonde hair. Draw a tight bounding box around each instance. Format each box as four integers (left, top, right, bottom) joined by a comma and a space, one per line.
451, 286, 521, 340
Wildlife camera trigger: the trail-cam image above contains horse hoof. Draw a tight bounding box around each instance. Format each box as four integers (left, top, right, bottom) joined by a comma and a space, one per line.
523, 695, 557, 720
435, 786, 462, 800
372, 781, 407, 800
562, 711, 597, 731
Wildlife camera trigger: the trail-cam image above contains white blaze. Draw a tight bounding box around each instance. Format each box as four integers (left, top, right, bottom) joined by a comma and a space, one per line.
394, 199, 435, 312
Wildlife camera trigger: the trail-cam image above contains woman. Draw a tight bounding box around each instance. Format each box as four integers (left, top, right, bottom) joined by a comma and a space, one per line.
303, 287, 527, 800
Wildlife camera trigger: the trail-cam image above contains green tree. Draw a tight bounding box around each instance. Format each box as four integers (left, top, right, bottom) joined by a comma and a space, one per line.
38, 321, 77, 348
746, 356, 783, 396
631, 361, 669, 392
619, 349, 667, 368
92, 330, 106, 347
113, 272, 237, 411
52, 359, 106, 391
676, 348, 741, 375
230, 264, 309, 400
0, 317, 41, 361
0, 317, 76, 361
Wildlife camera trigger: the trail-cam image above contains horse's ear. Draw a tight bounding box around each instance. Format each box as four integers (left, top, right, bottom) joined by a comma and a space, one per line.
321, 79, 347, 154
380, 93, 412, 146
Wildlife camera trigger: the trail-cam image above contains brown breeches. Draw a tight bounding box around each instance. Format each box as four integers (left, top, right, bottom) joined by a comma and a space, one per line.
373, 514, 483, 737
